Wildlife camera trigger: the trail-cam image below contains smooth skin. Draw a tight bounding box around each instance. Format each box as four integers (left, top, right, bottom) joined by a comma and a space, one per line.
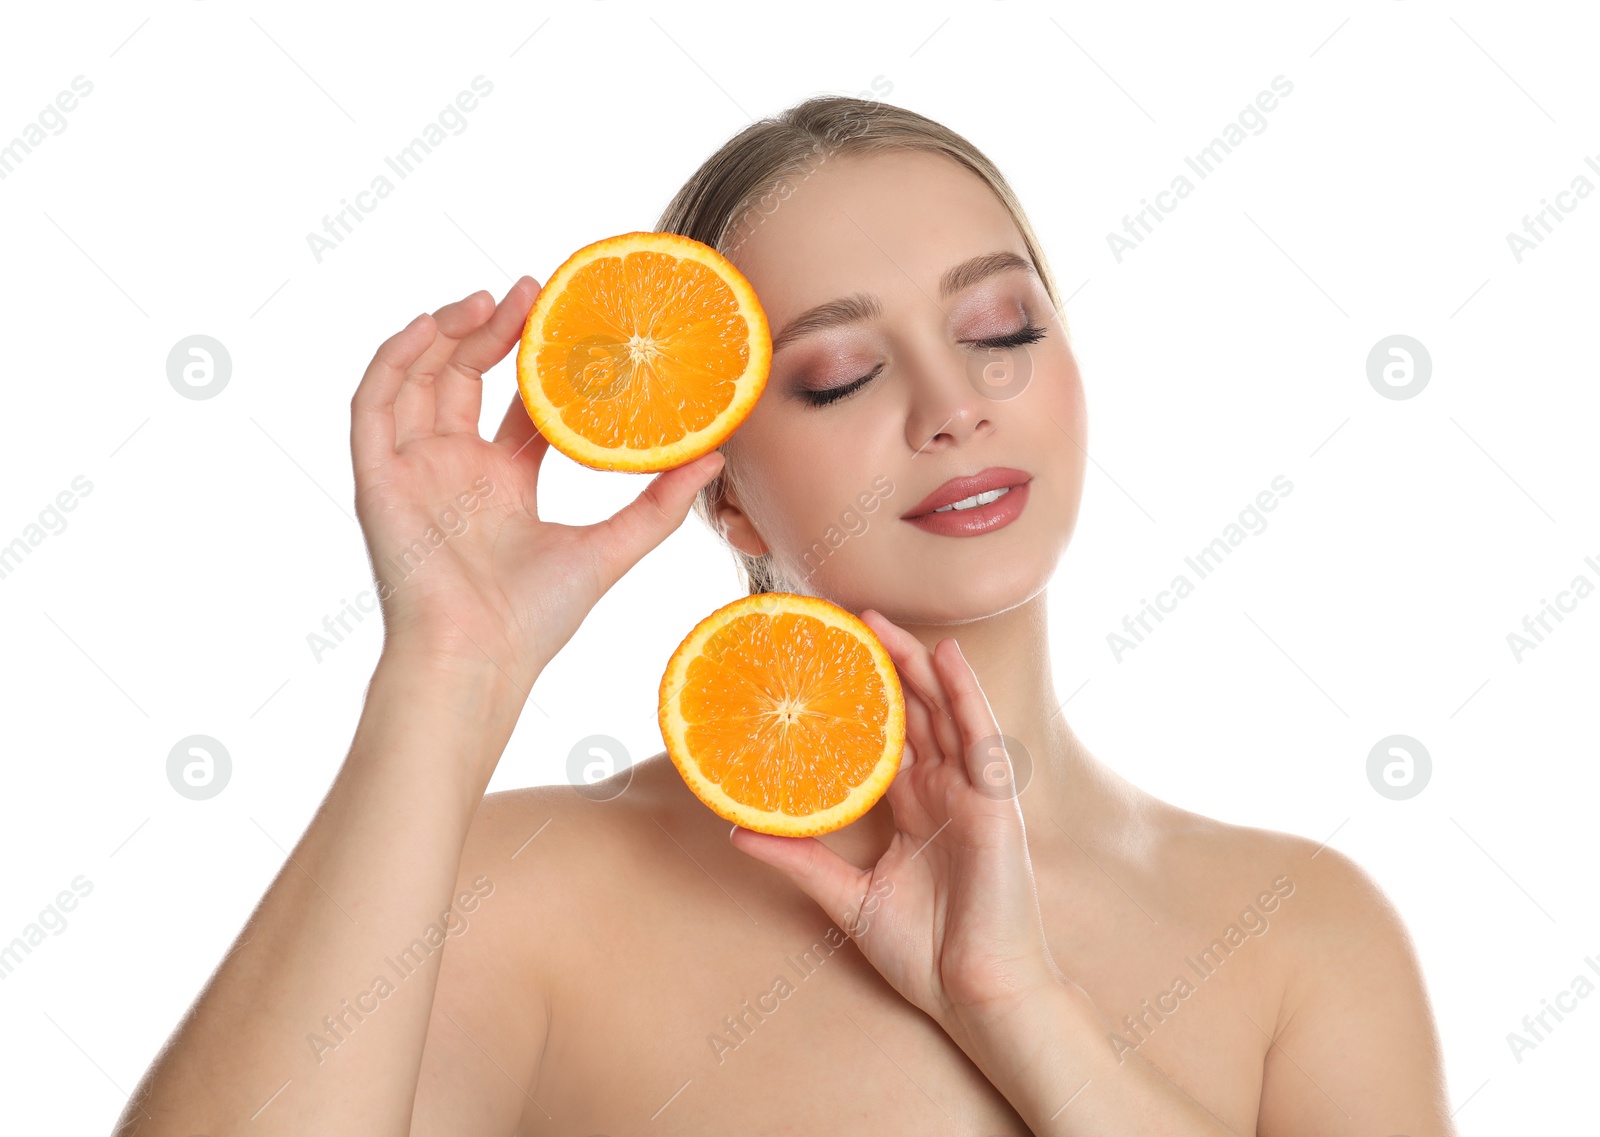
116, 150, 1457, 1136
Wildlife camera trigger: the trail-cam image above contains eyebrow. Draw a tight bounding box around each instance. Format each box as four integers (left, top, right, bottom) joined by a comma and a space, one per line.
769, 250, 1039, 354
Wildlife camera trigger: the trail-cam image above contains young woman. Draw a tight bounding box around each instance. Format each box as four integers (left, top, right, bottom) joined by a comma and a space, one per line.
119, 96, 1457, 1136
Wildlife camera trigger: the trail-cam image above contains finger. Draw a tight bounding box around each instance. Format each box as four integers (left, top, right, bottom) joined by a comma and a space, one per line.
901, 678, 944, 770
860, 610, 962, 762
969, 735, 1017, 799
394, 289, 496, 445
351, 312, 434, 474
932, 639, 1007, 790
492, 386, 548, 514
882, 740, 929, 829
591, 451, 725, 592
493, 386, 547, 461
435, 276, 541, 436
728, 826, 870, 930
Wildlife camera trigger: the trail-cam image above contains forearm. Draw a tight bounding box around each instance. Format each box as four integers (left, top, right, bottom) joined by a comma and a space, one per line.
959, 980, 1239, 1137
116, 646, 528, 1136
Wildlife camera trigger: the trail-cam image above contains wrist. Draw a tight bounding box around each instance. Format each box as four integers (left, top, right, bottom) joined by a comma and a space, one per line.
954, 975, 1238, 1135
379, 627, 545, 697
945, 956, 1076, 1046
953, 973, 1106, 1090
360, 643, 537, 805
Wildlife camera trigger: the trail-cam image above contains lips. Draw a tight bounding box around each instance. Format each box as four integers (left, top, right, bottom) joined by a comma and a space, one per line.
901, 467, 1034, 519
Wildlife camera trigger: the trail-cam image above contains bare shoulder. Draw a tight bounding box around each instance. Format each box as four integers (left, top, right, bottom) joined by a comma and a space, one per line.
449, 759, 677, 978
1136, 801, 1452, 1133
1114, 797, 1430, 1017
465, 749, 689, 883
409, 767, 668, 1135
431, 749, 692, 988
1136, 798, 1411, 949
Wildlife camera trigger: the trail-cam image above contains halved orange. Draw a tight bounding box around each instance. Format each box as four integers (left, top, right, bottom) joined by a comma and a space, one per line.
658, 593, 907, 837
516, 231, 771, 472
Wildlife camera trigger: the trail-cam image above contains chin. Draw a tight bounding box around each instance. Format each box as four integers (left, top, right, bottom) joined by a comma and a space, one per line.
822, 553, 1054, 625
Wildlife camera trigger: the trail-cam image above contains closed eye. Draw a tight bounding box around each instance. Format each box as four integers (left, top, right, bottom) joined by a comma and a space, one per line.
797, 323, 1048, 408
798, 361, 883, 407
970, 323, 1047, 351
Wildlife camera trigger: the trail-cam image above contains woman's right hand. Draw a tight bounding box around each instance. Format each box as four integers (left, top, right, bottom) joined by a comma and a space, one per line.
350, 277, 726, 692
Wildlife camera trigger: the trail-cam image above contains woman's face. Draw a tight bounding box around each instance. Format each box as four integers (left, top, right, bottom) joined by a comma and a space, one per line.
715, 147, 1087, 624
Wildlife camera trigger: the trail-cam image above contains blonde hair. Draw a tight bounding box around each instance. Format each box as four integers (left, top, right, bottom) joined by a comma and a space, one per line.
655, 94, 1064, 595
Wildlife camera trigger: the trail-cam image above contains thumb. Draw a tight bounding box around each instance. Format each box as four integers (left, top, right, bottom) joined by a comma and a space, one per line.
595, 449, 724, 583
729, 826, 869, 929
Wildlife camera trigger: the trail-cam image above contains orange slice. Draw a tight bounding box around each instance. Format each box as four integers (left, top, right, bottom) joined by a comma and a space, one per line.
658, 593, 907, 837
516, 231, 771, 472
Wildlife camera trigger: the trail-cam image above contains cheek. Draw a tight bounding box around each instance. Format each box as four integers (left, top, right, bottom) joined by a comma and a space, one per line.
1043, 354, 1090, 527
759, 426, 888, 560
1036, 343, 1086, 436
776, 437, 869, 538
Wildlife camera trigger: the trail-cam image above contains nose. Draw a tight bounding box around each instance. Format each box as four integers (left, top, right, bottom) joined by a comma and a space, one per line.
905, 348, 995, 456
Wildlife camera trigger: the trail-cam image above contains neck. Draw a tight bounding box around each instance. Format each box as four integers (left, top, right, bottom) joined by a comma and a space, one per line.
834, 591, 1136, 863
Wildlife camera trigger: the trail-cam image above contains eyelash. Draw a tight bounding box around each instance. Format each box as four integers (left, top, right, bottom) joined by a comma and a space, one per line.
799, 323, 1049, 407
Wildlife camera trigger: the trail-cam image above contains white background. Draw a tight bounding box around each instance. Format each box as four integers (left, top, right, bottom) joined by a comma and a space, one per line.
1, 1, 1596, 1131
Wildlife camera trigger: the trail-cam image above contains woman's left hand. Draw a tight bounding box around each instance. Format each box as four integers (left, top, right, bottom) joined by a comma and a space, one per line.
728, 608, 1072, 1051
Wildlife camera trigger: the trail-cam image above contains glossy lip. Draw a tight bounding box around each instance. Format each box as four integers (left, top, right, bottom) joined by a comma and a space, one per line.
903, 480, 1030, 537
901, 466, 1035, 519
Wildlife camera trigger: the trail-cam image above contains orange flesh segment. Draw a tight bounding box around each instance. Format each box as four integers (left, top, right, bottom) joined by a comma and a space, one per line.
535, 251, 751, 450
678, 612, 893, 817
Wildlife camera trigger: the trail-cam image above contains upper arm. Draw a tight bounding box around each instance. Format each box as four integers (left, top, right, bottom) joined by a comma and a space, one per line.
409, 789, 557, 1136
1256, 844, 1456, 1137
